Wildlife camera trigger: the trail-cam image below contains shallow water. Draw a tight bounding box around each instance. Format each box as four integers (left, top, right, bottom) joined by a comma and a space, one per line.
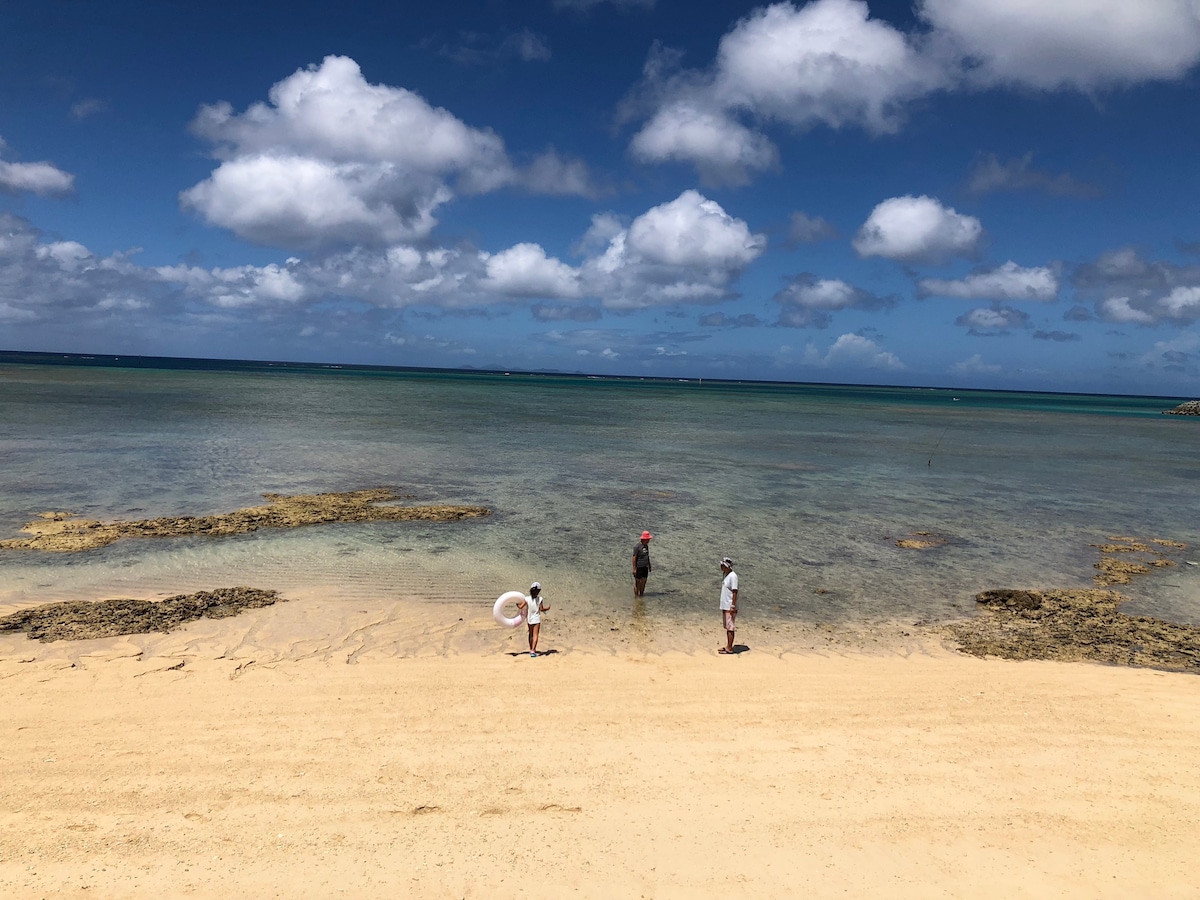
1, 358, 1198, 628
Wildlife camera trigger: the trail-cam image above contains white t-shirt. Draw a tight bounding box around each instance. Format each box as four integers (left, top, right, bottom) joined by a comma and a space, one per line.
720, 572, 738, 610
525, 593, 545, 625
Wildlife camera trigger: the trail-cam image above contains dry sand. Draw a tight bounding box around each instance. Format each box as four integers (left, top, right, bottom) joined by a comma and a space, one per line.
1, 593, 1198, 898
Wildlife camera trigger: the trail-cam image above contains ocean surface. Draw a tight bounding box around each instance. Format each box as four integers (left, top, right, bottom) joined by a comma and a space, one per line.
2, 354, 1198, 629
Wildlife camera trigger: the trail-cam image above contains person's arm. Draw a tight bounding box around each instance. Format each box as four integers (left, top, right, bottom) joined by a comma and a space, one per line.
517, 597, 528, 614
730, 587, 738, 611
632, 549, 638, 573
540, 596, 550, 613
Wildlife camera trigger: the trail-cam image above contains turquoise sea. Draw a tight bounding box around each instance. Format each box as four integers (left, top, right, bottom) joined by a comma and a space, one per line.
2, 353, 1198, 629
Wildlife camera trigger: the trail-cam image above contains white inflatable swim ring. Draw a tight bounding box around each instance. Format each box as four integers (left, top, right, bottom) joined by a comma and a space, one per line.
493, 591, 527, 628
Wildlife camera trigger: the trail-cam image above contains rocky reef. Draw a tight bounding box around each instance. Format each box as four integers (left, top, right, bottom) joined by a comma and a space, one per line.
0, 587, 283, 642
894, 531, 948, 550
948, 534, 1196, 672
1092, 535, 1186, 586
0, 488, 491, 552
946, 589, 1200, 673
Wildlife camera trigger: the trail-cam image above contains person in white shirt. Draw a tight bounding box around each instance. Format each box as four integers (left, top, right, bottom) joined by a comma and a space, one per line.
718, 558, 738, 655
517, 582, 550, 658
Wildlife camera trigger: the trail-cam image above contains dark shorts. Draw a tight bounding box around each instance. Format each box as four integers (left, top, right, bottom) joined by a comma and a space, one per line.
635, 567, 649, 580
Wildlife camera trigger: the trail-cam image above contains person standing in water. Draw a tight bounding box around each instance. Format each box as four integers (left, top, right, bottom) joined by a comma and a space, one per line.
718, 557, 738, 655
517, 582, 549, 658
632, 531, 652, 598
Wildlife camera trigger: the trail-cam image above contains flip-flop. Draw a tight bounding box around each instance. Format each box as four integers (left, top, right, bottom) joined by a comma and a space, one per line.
717, 648, 732, 654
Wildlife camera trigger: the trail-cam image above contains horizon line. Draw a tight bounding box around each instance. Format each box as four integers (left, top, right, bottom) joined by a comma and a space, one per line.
0, 348, 1190, 402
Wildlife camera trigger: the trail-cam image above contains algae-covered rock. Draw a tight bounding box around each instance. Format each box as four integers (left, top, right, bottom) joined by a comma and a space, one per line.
1091, 535, 1187, 586
0, 587, 283, 642
946, 589, 1200, 673
0, 488, 491, 552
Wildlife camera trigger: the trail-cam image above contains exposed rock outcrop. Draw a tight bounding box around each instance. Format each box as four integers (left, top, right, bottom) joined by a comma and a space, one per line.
947, 589, 1200, 673
1163, 400, 1200, 415
1092, 535, 1186, 586
0, 488, 491, 552
0, 587, 283, 642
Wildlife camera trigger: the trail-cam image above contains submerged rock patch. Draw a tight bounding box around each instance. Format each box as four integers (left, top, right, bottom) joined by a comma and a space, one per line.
0, 587, 283, 642
947, 589, 1200, 673
0, 488, 491, 552
895, 532, 948, 550
1092, 535, 1187, 586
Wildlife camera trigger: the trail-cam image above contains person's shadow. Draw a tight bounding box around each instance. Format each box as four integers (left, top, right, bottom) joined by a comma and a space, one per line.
506, 649, 560, 657
718, 644, 750, 655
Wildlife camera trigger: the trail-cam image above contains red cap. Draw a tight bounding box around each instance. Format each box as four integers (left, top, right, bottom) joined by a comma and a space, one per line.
641, 531, 652, 540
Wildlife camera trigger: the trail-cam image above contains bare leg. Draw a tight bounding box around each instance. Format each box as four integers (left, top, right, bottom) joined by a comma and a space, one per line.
720, 611, 736, 653
528, 622, 541, 654
634, 576, 647, 598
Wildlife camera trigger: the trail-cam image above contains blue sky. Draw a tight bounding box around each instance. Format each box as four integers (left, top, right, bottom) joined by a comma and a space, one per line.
4, 0, 1200, 394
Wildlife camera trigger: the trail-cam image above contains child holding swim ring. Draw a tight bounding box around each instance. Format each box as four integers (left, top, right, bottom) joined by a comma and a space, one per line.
518, 582, 549, 658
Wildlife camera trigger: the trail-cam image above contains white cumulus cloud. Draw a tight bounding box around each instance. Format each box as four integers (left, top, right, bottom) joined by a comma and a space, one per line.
1139, 332, 1200, 372
626, 190, 765, 268
713, 0, 943, 132
628, 0, 1200, 184
629, 103, 778, 186
182, 56, 512, 249
1, 188, 765, 328
181, 56, 594, 250
1158, 285, 1200, 320
628, 0, 941, 184
0, 138, 75, 197
581, 190, 766, 308
1072, 247, 1200, 325
481, 243, 582, 298
774, 274, 893, 327
854, 195, 982, 263
950, 353, 1001, 375
921, 0, 1200, 91
803, 332, 905, 370
183, 153, 451, 249
920, 261, 1058, 301
955, 304, 1030, 333
0, 214, 159, 320
157, 260, 307, 309
1098, 297, 1157, 325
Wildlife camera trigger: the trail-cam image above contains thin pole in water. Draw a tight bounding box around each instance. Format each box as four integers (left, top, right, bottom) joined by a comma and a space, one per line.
928, 424, 951, 467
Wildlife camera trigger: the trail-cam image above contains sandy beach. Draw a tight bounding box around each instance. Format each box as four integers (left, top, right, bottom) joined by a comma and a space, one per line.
2, 593, 1198, 898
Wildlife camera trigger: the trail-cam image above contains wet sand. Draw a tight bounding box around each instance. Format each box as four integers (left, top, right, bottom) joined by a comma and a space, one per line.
1, 591, 1197, 898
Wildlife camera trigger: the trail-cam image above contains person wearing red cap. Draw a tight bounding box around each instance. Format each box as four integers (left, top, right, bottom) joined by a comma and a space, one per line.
632, 531, 653, 598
